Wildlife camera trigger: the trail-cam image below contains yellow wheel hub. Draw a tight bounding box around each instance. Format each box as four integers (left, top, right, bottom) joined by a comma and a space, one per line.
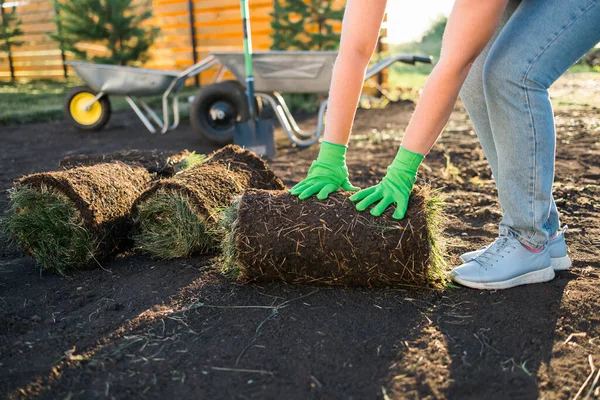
70, 92, 103, 125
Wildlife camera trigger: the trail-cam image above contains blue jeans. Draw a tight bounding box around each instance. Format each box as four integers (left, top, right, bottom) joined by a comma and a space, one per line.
459, 0, 600, 248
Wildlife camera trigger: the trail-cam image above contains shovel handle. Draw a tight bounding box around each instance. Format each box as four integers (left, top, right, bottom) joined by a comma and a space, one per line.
240, 0, 257, 120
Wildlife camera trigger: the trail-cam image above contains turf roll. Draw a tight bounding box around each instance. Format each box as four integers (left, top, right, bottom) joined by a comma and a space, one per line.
222, 186, 447, 288
5, 163, 153, 274
132, 145, 285, 259
59, 149, 205, 177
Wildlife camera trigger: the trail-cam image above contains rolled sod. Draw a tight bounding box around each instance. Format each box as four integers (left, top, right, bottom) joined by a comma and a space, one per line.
5, 163, 153, 274
222, 187, 447, 288
59, 149, 205, 177
132, 145, 285, 259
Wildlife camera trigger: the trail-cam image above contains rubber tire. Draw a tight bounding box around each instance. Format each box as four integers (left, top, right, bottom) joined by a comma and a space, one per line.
190, 80, 250, 145
227, 80, 271, 119
64, 86, 111, 132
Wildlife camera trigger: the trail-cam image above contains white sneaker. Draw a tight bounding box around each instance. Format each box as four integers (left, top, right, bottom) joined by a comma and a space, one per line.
459, 226, 571, 270
451, 234, 555, 290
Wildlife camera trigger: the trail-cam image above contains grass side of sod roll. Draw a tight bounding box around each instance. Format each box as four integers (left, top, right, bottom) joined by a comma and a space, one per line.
222, 186, 448, 288
132, 145, 285, 259
3, 163, 153, 274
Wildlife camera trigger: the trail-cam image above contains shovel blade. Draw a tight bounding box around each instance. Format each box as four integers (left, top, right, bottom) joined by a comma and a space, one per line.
234, 118, 275, 157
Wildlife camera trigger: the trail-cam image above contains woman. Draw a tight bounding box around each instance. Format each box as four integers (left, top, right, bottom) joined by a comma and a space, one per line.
289, 0, 600, 290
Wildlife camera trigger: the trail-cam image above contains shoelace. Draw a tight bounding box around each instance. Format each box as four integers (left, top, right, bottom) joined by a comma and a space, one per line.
473, 236, 518, 266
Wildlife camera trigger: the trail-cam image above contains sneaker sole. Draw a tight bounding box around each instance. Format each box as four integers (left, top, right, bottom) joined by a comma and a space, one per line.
460, 254, 572, 271
452, 266, 556, 290
552, 255, 572, 271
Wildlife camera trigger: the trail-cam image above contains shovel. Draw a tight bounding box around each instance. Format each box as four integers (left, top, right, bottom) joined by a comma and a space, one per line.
234, 0, 275, 157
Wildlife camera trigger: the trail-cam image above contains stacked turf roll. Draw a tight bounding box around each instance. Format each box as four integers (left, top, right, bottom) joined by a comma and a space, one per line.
132, 145, 285, 259
59, 149, 205, 178
5, 163, 153, 274
222, 186, 446, 288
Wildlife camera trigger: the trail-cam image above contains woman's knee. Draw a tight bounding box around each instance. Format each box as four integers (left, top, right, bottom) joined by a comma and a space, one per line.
482, 49, 548, 97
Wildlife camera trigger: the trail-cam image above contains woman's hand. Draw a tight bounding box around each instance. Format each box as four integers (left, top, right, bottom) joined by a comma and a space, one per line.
350, 147, 424, 219
291, 0, 385, 201
290, 141, 359, 200
290, 161, 359, 200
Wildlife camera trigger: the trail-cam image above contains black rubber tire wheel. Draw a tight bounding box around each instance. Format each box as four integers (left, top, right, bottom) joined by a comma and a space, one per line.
190, 80, 250, 145
64, 86, 111, 132
227, 80, 270, 119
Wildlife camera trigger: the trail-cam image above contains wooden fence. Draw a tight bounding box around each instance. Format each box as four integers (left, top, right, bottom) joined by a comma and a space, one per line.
0, 0, 66, 80
0, 0, 386, 84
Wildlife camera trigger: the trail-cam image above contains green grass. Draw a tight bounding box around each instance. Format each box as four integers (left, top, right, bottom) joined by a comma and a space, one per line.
0, 80, 78, 125
219, 200, 241, 278
176, 152, 207, 172
2, 184, 94, 275
0, 78, 197, 126
423, 187, 448, 286
133, 189, 217, 259
566, 63, 600, 74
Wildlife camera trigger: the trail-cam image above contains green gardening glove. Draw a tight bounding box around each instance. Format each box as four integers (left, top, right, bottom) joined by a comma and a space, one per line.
290, 141, 360, 200
350, 146, 424, 219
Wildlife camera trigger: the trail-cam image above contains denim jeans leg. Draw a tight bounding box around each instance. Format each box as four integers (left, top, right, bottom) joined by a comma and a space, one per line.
459, 0, 565, 239
459, 0, 519, 182
482, 0, 600, 248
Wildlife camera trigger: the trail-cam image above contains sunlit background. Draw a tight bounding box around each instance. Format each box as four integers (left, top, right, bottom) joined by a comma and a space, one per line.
387, 1, 453, 43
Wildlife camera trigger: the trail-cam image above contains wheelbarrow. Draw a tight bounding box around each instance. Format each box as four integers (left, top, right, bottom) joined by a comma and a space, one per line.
65, 51, 431, 147
65, 56, 219, 133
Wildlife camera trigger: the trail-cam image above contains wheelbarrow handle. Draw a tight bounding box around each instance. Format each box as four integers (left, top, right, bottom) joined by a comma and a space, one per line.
364, 54, 433, 81
413, 55, 433, 64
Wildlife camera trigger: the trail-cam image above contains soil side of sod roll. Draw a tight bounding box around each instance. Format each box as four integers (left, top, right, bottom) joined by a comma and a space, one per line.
59, 149, 199, 178
132, 145, 285, 259
223, 187, 447, 288
8, 163, 153, 274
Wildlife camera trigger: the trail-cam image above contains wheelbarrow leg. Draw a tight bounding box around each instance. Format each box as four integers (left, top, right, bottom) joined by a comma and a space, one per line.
159, 92, 181, 134
257, 93, 326, 147
139, 100, 164, 130
271, 92, 320, 139
169, 95, 181, 132
125, 96, 157, 133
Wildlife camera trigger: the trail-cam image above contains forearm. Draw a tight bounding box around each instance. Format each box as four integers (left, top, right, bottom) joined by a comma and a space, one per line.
401, 61, 471, 153
323, 51, 371, 145
402, 0, 509, 155
322, 0, 387, 146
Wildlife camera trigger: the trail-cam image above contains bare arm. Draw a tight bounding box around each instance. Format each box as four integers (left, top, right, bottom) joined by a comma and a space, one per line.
323, 0, 388, 145
402, 0, 509, 154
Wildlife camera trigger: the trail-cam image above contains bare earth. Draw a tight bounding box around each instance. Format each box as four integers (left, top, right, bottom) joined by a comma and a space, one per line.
1, 73, 599, 399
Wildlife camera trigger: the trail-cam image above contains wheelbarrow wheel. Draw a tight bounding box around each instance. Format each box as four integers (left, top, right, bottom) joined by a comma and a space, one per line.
190, 80, 250, 145
227, 80, 270, 119
64, 86, 111, 132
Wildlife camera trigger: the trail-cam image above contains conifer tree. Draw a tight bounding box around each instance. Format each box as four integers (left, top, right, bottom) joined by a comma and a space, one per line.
0, 0, 24, 81
50, 0, 159, 66
271, 0, 344, 51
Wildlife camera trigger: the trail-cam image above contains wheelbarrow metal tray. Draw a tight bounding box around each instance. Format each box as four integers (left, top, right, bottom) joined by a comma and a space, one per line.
212, 51, 338, 94
67, 62, 179, 97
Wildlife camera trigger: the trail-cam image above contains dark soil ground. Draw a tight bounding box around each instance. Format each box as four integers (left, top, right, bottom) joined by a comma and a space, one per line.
1, 74, 600, 399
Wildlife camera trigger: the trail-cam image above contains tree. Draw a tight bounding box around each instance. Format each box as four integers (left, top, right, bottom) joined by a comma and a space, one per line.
50, 0, 159, 66
419, 15, 447, 58
0, 0, 24, 81
271, 0, 344, 51
270, 1, 345, 112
